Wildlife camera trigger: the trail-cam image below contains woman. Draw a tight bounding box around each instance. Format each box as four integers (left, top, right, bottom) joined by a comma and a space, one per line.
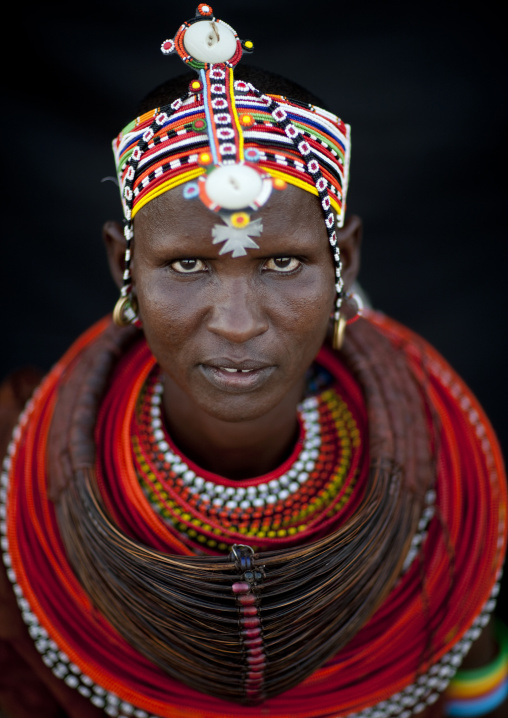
1, 5, 506, 718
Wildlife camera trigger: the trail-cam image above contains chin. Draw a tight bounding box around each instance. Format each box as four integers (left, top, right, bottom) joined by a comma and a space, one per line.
199, 391, 284, 424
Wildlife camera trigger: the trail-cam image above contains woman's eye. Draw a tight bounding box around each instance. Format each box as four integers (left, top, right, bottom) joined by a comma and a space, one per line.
170, 258, 207, 273
264, 257, 301, 272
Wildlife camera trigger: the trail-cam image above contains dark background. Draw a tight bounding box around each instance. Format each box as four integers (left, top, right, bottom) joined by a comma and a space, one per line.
2, 2, 507, 616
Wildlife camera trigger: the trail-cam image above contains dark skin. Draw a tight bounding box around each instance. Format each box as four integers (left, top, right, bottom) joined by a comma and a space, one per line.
104, 184, 362, 479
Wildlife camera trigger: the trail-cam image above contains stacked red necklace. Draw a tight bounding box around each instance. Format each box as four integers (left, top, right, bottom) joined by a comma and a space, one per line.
1, 314, 506, 718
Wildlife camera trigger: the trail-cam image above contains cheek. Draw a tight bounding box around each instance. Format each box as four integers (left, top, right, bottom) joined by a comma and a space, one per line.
134, 268, 204, 360
266, 265, 335, 354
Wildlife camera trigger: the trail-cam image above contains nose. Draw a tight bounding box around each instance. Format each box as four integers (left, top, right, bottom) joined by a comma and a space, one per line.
207, 277, 268, 343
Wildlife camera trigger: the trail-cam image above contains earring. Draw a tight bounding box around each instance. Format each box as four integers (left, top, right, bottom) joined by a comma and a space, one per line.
332, 292, 364, 350
113, 294, 140, 327
333, 314, 347, 350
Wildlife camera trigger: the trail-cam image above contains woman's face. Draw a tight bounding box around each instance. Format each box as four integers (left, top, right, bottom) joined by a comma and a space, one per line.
132, 183, 336, 423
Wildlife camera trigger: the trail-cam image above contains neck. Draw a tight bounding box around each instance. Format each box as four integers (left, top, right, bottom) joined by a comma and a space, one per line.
161, 376, 305, 480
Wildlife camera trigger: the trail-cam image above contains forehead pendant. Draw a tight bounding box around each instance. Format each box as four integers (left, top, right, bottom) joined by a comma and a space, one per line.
161, 4, 274, 256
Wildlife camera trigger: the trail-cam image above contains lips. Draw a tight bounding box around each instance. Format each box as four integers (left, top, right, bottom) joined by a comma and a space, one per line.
199, 358, 275, 392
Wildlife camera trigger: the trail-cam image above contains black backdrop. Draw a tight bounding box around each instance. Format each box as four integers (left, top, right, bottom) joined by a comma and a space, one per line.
2, 1, 507, 615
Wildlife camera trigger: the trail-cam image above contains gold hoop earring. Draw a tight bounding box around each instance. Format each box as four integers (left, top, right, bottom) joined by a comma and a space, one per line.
332, 315, 347, 351
113, 295, 139, 327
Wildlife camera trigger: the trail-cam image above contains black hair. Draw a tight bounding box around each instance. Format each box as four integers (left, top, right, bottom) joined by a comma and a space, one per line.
136, 65, 330, 116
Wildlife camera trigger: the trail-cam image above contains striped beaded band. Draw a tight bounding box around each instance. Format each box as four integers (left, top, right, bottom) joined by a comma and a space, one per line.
113, 92, 350, 224
112, 4, 351, 325
444, 620, 508, 716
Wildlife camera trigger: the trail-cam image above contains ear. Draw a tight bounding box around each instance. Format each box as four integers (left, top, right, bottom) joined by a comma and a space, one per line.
337, 214, 362, 292
103, 221, 126, 290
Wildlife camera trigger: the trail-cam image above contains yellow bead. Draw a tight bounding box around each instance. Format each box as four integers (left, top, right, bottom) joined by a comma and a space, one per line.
230, 211, 250, 228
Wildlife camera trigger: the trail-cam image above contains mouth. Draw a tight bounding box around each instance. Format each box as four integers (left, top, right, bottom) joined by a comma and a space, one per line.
200, 360, 276, 392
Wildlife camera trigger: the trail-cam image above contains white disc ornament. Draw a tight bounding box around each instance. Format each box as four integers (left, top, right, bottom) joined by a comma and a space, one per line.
205, 164, 268, 210
183, 20, 237, 63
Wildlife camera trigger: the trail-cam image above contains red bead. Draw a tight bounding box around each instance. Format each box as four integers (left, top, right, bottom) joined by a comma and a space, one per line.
238, 593, 256, 605
232, 582, 250, 594
243, 627, 261, 638
247, 656, 266, 667
242, 617, 260, 628
247, 670, 263, 679
241, 606, 257, 616
244, 636, 262, 647
248, 646, 264, 657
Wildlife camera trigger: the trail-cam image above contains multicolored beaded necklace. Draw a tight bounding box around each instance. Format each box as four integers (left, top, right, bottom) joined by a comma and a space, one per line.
129, 369, 364, 554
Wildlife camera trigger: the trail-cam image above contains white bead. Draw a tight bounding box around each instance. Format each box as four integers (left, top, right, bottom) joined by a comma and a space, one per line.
265, 495, 277, 504
205, 164, 264, 210
53, 663, 68, 679
183, 20, 237, 63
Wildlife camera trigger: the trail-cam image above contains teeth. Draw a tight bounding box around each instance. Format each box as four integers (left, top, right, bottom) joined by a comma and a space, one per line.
221, 367, 253, 373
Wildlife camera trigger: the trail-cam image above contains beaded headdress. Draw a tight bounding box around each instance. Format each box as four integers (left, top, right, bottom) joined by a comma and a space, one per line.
112, 3, 351, 333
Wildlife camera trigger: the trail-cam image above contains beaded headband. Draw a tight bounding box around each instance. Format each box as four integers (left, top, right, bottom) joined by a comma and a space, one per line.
112, 4, 351, 328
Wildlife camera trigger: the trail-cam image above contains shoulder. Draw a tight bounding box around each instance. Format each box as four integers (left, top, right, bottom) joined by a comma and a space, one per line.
0, 367, 43, 641
0, 368, 43, 461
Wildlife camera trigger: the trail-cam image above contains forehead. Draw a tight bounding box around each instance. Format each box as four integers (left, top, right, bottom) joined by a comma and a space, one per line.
133, 183, 329, 254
